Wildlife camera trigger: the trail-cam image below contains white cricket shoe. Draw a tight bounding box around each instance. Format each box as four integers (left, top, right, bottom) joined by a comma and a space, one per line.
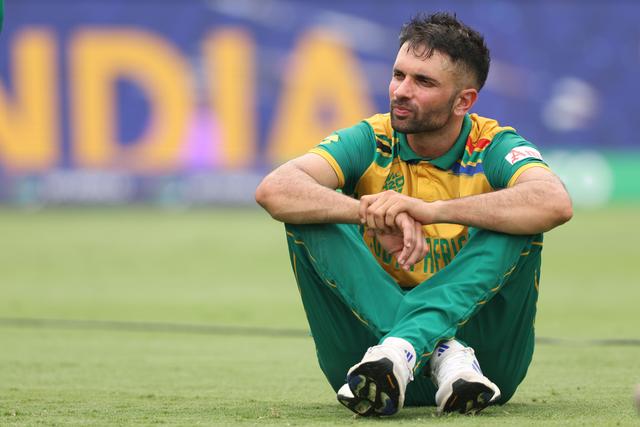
430, 340, 501, 415
337, 344, 414, 416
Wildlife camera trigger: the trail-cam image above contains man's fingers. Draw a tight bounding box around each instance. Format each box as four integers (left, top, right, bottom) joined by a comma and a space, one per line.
362, 191, 412, 233
404, 223, 426, 269
384, 203, 401, 229
366, 212, 378, 230
376, 199, 397, 233
359, 195, 374, 224
360, 193, 386, 224
396, 213, 413, 243
366, 203, 385, 230
366, 197, 394, 233
421, 226, 430, 258
401, 215, 414, 248
396, 214, 414, 266
374, 207, 389, 231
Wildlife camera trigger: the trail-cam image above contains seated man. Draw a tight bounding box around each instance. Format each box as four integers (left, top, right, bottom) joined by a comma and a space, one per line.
256, 12, 572, 417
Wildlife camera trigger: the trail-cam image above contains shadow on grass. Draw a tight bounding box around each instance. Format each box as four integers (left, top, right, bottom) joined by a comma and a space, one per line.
222, 399, 549, 423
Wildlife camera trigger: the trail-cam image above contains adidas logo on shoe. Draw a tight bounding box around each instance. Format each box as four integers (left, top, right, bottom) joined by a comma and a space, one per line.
431, 340, 501, 415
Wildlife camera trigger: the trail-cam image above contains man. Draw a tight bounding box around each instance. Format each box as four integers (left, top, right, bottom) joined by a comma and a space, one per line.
256, 12, 572, 417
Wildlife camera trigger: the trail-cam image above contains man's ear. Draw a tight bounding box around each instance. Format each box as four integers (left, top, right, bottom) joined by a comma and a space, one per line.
453, 88, 478, 116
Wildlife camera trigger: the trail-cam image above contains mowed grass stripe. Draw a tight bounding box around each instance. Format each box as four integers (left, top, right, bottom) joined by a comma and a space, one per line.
0, 207, 639, 425
0, 317, 309, 338
2, 317, 640, 347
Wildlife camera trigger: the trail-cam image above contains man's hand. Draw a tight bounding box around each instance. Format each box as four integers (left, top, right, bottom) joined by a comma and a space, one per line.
360, 190, 433, 232
366, 212, 429, 271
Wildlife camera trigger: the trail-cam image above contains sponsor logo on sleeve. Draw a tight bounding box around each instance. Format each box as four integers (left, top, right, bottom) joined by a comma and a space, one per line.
505, 147, 543, 165
320, 134, 340, 145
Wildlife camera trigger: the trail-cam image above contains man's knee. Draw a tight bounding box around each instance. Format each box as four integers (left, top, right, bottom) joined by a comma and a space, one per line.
493, 377, 519, 404
285, 222, 348, 237
317, 348, 365, 393
285, 223, 364, 258
285, 222, 314, 236
484, 362, 527, 404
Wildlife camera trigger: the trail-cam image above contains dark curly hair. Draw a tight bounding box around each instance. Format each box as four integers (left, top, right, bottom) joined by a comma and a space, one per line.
399, 12, 490, 90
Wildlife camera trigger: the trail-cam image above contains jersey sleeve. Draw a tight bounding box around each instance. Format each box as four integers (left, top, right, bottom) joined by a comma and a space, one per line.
482, 130, 551, 189
308, 121, 376, 195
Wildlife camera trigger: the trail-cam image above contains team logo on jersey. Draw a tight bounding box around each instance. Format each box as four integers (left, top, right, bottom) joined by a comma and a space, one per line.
505, 147, 543, 165
383, 172, 405, 192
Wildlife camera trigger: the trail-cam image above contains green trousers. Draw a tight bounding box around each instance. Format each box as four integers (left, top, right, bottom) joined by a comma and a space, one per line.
285, 223, 542, 406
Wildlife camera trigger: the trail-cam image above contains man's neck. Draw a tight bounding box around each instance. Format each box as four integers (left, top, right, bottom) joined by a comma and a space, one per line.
406, 116, 464, 159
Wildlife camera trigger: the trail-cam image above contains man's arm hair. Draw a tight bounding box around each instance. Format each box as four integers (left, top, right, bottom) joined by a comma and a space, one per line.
360, 166, 572, 235
255, 153, 360, 224
426, 167, 573, 234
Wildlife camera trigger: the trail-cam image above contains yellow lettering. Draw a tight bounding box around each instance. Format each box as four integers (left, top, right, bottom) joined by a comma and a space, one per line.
267, 30, 373, 164
70, 29, 194, 171
202, 29, 255, 168
0, 30, 59, 171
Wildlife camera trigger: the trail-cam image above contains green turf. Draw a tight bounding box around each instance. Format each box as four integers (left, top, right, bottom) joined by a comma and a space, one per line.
0, 206, 639, 425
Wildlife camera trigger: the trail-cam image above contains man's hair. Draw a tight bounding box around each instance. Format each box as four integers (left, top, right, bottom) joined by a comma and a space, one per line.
399, 12, 490, 90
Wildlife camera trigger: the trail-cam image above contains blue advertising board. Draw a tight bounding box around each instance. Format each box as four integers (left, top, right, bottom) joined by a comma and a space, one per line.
0, 1, 638, 204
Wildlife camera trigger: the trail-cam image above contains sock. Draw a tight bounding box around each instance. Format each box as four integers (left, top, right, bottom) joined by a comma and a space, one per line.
382, 337, 416, 371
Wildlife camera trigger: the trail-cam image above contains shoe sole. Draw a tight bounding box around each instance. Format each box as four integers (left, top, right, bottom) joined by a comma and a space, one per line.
340, 357, 400, 416
441, 378, 497, 415
337, 390, 376, 416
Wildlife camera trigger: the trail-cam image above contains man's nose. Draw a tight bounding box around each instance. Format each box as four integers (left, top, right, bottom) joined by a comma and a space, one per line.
393, 79, 412, 100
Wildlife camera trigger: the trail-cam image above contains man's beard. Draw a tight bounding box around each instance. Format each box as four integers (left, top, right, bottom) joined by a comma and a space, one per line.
390, 95, 457, 134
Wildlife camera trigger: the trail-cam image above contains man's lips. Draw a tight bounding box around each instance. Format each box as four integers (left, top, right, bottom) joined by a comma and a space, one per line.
392, 105, 412, 117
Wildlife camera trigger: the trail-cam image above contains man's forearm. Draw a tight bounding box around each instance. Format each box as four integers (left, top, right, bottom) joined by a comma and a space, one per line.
255, 162, 360, 224
427, 179, 573, 234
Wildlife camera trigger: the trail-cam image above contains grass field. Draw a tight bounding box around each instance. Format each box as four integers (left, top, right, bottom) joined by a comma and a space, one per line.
1, 206, 639, 426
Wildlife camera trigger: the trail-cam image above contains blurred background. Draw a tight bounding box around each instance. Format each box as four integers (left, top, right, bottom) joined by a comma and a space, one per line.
1, 0, 639, 207
1, 2, 639, 424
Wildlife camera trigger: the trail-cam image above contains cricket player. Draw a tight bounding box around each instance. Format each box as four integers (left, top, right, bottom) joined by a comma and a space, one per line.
256, 12, 572, 416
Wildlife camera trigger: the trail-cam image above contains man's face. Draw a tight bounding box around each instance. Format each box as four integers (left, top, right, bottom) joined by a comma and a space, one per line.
389, 43, 460, 134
